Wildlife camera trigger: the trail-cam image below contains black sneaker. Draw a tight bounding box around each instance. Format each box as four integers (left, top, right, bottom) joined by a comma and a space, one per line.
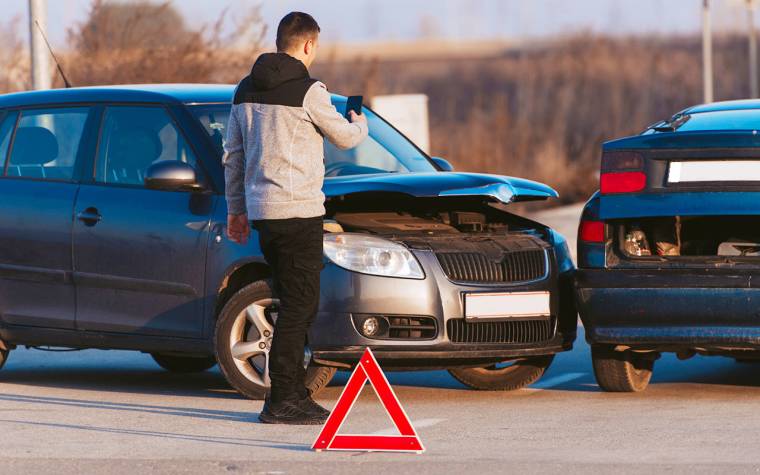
259, 397, 327, 425
298, 396, 330, 419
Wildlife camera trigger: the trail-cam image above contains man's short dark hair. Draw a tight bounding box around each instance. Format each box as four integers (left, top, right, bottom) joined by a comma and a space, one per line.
276, 12, 321, 52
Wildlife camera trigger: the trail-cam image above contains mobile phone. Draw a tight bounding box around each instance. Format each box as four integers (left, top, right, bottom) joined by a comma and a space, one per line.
345, 95, 363, 119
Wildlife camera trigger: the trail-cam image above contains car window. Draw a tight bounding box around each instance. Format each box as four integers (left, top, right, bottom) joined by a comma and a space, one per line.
325, 102, 436, 176
323, 134, 407, 175
0, 111, 18, 173
96, 106, 198, 187
6, 107, 89, 181
188, 103, 437, 177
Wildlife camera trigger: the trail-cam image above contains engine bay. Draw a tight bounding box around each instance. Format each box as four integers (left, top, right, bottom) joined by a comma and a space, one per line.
324, 192, 549, 240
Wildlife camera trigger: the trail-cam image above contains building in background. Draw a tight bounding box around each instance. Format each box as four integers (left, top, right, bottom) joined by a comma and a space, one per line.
371, 94, 430, 153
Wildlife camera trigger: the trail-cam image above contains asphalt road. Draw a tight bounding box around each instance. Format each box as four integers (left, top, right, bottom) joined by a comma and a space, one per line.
2, 204, 760, 474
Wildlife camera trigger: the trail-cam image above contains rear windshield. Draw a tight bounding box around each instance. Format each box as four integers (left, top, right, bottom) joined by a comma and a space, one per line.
653, 109, 760, 133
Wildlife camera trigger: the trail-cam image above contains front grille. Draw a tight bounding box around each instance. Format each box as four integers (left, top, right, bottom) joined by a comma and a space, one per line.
436, 249, 547, 284
447, 318, 554, 344
387, 316, 437, 339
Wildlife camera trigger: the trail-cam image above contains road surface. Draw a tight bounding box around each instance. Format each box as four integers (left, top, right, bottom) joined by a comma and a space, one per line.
2, 204, 759, 474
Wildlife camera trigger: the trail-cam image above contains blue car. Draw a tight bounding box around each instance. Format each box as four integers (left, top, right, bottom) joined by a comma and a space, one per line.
577, 99, 760, 392
0, 85, 576, 399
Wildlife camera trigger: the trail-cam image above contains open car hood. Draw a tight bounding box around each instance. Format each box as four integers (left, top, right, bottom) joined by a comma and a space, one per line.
323, 172, 558, 204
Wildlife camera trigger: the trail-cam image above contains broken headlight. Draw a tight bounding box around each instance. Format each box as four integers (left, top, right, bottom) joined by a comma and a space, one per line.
323, 233, 424, 279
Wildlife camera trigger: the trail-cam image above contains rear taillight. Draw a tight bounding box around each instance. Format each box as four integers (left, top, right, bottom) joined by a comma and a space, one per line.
600, 171, 646, 194
579, 220, 605, 243
600, 151, 646, 194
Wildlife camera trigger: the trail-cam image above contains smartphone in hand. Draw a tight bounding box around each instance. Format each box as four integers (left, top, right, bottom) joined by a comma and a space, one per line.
345, 95, 363, 120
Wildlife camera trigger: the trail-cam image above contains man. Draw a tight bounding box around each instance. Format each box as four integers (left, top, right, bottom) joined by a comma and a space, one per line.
223, 12, 368, 425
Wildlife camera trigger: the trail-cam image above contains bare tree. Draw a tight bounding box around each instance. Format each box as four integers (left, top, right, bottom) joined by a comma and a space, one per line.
63, 0, 266, 86
0, 17, 30, 93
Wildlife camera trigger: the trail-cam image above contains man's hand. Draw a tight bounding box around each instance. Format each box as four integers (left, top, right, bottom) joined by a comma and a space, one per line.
227, 213, 250, 244
349, 110, 367, 127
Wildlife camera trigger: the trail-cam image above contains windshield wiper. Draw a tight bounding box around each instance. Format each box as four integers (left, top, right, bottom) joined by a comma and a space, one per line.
652, 113, 691, 132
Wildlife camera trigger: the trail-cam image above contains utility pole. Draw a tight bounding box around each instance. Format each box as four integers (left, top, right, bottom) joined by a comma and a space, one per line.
702, 0, 714, 103
749, 0, 758, 98
28, 0, 51, 90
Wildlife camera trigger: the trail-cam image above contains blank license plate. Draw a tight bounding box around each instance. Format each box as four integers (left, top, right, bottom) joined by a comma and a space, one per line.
464, 291, 550, 321
669, 160, 760, 183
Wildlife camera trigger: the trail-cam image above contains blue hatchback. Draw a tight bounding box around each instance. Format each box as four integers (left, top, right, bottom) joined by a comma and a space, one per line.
0, 85, 576, 399
577, 99, 760, 392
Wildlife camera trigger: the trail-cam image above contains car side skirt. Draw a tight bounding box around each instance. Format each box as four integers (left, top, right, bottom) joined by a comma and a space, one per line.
0, 323, 213, 356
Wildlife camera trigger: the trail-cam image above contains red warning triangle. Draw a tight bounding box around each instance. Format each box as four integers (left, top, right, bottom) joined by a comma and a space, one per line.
312, 347, 424, 453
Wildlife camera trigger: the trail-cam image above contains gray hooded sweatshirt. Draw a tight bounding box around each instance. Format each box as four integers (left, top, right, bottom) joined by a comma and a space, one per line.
223, 53, 368, 220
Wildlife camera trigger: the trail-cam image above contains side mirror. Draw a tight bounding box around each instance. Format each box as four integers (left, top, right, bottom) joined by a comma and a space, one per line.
144, 161, 202, 191
431, 156, 454, 172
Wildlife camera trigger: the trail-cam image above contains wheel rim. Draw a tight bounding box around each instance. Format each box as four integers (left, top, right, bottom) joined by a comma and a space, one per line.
229, 297, 311, 389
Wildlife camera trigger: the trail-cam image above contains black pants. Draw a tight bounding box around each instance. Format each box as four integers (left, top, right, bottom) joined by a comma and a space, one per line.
251, 216, 324, 403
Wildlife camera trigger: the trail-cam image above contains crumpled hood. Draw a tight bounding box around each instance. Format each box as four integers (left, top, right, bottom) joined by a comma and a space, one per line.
249, 53, 309, 91
324, 172, 558, 204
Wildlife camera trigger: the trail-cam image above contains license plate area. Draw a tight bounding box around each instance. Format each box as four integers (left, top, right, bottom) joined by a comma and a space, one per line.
464, 291, 551, 322
668, 160, 760, 183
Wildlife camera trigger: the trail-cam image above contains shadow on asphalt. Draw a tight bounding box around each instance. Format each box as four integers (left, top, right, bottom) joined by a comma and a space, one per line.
0, 392, 256, 421
0, 416, 312, 451
3, 332, 760, 399
0, 366, 242, 399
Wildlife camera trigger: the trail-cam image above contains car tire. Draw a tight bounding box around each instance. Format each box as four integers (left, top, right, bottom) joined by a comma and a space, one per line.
591, 345, 654, 392
448, 355, 554, 390
151, 353, 217, 373
0, 348, 8, 371
215, 279, 336, 400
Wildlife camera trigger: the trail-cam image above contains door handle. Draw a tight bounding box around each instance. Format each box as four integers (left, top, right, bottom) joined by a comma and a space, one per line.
77, 207, 102, 226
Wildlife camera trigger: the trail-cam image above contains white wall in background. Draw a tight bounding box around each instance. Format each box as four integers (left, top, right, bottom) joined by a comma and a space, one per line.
371, 94, 430, 153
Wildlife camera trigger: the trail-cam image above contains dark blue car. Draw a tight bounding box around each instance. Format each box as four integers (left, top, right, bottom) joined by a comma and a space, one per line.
0, 85, 576, 399
577, 99, 760, 392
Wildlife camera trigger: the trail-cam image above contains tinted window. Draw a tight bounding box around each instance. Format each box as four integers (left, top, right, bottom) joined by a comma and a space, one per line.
96, 106, 198, 186
0, 111, 18, 172
191, 106, 228, 155
6, 107, 89, 181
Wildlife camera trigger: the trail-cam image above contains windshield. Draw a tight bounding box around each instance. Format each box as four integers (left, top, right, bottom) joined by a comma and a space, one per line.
189, 101, 436, 176
648, 109, 760, 134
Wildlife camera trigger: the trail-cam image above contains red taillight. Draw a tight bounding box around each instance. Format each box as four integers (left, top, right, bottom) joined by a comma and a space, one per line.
600, 171, 647, 194
579, 220, 605, 243
600, 151, 646, 194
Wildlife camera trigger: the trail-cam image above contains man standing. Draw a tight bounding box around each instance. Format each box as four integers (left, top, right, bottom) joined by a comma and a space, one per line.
223, 12, 368, 425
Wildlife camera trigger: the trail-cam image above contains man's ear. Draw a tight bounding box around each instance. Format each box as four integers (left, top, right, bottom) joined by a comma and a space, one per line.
304, 39, 313, 56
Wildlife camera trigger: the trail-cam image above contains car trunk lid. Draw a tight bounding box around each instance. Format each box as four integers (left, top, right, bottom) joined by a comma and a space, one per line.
599, 131, 760, 219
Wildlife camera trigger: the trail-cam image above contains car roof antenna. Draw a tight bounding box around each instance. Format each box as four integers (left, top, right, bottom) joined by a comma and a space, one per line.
34, 20, 72, 88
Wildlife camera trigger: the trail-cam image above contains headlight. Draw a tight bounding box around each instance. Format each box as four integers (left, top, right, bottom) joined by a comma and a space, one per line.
323, 233, 424, 279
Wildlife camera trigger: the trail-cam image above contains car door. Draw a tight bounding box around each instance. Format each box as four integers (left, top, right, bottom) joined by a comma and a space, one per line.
0, 106, 95, 329
72, 105, 214, 338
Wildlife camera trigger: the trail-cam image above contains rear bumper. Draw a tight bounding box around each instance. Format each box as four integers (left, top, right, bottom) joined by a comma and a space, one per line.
577, 268, 760, 350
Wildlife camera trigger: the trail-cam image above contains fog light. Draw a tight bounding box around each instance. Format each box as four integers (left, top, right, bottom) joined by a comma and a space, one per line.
361, 317, 381, 337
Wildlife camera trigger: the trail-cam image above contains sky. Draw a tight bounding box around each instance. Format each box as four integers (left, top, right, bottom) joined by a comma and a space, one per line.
5, 0, 758, 48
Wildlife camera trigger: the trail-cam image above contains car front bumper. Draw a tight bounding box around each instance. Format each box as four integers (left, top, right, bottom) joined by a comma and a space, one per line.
309, 247, 577, 369
577, 268, 760, 350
